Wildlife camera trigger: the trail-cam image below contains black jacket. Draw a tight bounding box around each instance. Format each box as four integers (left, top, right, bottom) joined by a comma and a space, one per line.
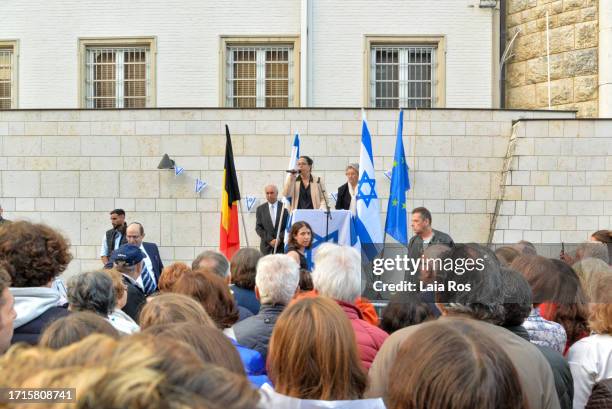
11, 306, 70, 345
335, 183, 352, 211
255, 201, 288, 255
505, 325, 574, 409
121, 275, 146, 323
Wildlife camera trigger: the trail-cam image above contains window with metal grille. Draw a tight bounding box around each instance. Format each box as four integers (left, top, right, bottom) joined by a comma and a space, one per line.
0, 48, 14, 109
371, 46, 435, 109
226, 46, 293, 108
85, 47, 150, 108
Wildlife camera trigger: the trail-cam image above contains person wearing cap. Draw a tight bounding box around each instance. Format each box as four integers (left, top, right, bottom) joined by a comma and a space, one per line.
335, 163, 359, 215
110, 244, 147, 322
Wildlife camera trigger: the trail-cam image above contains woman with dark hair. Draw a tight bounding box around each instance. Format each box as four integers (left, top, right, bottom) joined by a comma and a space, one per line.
386, 319, 529, 409
263, 296, 385, 408
0, 221, 73, 345
230, 248, 262, 315
283, 156, 327, 212
379, 292, 434, 334
539, 259, 590, 354
590, 229, 612, 264
286, 221, 312, 271
510, 255, 570, 354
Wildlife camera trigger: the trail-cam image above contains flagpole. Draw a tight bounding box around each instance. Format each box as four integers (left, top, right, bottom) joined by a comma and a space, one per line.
238, 200, 250, 248
273, 201, 288, 254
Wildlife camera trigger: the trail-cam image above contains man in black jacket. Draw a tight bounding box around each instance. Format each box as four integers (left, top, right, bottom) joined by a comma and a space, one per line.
255, 185, 288, 255
100, 209, 128, 265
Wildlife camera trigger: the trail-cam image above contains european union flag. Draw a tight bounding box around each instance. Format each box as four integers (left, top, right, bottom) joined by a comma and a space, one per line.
384, 110, 410, 246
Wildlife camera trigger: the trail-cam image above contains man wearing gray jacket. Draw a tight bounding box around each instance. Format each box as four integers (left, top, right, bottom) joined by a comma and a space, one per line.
407, 207, 454, 266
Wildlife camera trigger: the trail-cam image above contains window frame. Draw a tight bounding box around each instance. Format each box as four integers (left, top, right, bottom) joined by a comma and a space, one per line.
364, 35, 446, 108
220, 36, 300, 108
0, 40, 19, 109
78, 37, 156, 108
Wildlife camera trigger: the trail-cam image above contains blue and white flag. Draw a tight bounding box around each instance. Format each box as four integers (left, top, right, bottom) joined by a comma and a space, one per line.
195, 178, 207, 194
288, 133, 300, 171
284, 133, 300, 205
174, 165, 184, 176
355, 110, 383, 248
245, 195, 258, 212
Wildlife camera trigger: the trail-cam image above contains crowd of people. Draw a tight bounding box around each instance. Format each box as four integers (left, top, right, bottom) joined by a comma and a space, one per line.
0, 202, 610, 408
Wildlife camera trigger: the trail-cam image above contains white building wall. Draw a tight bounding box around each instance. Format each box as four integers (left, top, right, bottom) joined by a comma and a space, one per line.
310, 0, 495, 107
1, 0, 495, 109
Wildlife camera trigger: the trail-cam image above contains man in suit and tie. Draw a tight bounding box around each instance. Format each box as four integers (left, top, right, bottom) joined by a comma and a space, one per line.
255, 185, 289, 255
125, 222, 164, 295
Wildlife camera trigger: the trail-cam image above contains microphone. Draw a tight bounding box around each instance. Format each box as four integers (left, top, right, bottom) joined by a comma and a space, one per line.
286, 169, 299, 174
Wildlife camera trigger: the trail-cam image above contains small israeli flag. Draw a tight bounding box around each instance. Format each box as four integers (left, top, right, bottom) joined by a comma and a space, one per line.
175, 165, 185, 176
245, 195, 258, 212
195, 178, 207, 193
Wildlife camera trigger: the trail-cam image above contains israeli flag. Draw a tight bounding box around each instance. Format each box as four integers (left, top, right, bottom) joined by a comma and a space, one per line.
285, 133, 300, 205
288, 133, 300, 171
355, 110, 383, 247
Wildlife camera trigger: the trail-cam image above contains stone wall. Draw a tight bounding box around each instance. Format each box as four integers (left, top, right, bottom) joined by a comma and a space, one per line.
0, 108, 576, 278
492, 118, 612, 244
506, 0, 599, 117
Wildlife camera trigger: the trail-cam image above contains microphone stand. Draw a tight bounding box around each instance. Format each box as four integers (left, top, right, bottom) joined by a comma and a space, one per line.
317, 177, 332, 242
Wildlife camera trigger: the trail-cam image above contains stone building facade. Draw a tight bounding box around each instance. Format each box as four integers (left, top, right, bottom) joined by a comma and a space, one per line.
4, 107, 610, 279
505, 0, 601, 117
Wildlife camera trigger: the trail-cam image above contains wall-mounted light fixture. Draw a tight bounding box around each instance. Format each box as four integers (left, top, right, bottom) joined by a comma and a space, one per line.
157, 154, 175, 169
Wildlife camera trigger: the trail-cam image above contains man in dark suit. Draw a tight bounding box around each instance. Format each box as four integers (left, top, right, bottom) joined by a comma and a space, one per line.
126, 222, 164, 295
110, 244, 147, 322
255, 185, 289, 255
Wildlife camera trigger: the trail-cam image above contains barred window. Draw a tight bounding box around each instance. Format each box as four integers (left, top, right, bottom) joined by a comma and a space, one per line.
371, 46, 435, 109
226, 46, 293, 108
0, 47, 14, 109
85, 47, 150, 109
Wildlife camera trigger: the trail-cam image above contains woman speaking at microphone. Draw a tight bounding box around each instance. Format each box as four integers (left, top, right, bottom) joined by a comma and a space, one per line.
283, 156, 327, 212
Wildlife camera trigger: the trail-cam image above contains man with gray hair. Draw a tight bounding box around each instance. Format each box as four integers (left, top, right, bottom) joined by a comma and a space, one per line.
367, 244, 561, 409
67, 271, 116, 317
255, 184, 288, 255
312, 244, 388, 370
192, 250, 231, 284
231, 254, 299, 361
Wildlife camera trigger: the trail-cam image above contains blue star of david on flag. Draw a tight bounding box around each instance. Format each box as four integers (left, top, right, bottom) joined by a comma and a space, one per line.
357, 172, 378, 207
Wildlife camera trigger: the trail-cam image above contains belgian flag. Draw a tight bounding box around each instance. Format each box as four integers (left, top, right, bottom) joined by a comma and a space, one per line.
220, 125, 241, 259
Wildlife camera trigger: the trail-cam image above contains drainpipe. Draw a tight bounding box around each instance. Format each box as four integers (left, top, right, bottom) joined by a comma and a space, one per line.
300, 0, 309, 107
499, 0, 506, 108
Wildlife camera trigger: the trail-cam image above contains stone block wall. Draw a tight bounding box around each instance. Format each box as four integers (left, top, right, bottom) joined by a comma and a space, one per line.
492, 118, 612, 244
506, 0, 599, 117
0, 108, 576, 278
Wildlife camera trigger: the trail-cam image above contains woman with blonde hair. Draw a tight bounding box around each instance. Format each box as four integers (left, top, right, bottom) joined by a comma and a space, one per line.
263, 296, 385, 408
568, 272, 612, 409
